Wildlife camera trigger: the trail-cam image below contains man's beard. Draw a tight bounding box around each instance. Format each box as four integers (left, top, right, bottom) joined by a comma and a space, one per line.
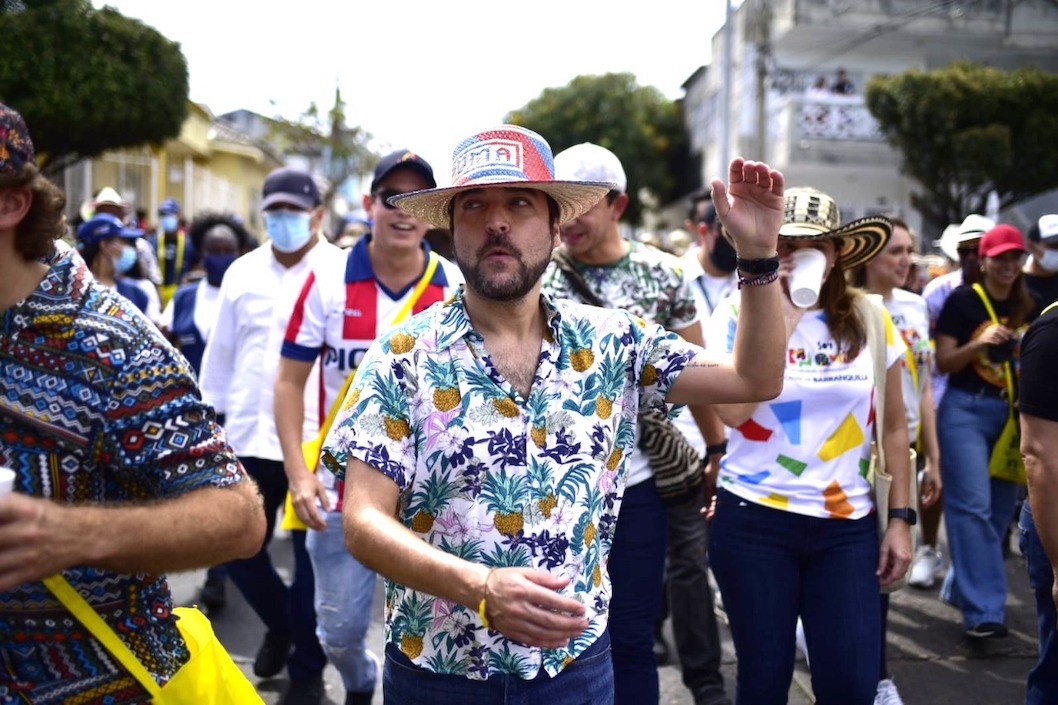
457, 235, 552, 302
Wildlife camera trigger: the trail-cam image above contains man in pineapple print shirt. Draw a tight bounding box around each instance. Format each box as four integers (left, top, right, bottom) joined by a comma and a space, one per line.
323, 125, 788, 704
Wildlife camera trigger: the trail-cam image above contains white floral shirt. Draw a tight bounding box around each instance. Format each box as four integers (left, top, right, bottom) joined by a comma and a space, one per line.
323, 290, 698, 679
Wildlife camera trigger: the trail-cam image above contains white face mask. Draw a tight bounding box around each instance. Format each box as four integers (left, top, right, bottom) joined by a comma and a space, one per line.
1038, 248, 1058, 273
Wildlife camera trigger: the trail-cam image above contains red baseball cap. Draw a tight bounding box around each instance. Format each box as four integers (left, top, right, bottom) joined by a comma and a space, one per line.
978, 224, 1026, 258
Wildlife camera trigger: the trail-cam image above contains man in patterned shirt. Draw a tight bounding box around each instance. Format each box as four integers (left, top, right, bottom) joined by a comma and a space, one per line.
0, 102, 266, 702
543, 143, 731, 705
323, 125, 787, 703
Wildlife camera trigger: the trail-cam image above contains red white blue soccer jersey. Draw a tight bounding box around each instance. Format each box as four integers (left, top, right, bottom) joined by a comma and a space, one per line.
282, 235, 462, 435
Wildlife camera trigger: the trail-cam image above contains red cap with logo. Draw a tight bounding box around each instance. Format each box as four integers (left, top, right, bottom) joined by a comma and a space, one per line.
978, 224, 1026, 258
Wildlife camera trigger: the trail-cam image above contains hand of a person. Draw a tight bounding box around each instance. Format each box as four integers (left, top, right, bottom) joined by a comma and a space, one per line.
1052, 567, 1058, 615
482, 567, 589, 649
710, 158, 785, 260
877, 519, 913, 587
701, 456, 720, 521
0, 493, 69, 590
919, 461, 942, 508
977, 324, 1011, 347
288, 467, 330, 532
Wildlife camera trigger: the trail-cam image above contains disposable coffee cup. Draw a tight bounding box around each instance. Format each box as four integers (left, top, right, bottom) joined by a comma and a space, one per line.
0, 467, 15, 494
789, 248, 828, 308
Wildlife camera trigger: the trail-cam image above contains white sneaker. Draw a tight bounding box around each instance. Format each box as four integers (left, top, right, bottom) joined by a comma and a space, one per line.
875, 678, 904, 705
908, 545, 943, 588
794, 617, 810, 666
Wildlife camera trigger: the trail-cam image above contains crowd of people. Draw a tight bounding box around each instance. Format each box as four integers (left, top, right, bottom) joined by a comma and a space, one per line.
1, 96, 1056, 705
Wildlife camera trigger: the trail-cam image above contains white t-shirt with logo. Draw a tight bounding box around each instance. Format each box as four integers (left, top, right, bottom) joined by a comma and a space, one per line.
707, 293, 906, 519
883, 288, 932, 439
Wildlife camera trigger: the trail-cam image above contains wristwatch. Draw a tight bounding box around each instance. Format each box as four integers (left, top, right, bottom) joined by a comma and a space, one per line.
887, 507, 918, 525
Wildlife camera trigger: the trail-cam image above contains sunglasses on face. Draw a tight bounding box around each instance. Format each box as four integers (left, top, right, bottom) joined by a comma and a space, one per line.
373, 189, 412, 210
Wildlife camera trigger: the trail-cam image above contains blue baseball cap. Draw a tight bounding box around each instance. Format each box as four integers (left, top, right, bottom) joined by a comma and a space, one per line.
159, 197, 181, 215
261, 167, 322, 211
76, 213, 144, 247
370, 150, 436, 192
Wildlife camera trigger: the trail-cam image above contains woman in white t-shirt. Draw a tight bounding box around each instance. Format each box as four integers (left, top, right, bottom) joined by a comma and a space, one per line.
850, 216, 943, 704
706, 189, 913, 705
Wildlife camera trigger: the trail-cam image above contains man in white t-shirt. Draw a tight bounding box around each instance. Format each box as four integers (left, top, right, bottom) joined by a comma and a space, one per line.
275, 151, 463, 705
199, 167, 338, 705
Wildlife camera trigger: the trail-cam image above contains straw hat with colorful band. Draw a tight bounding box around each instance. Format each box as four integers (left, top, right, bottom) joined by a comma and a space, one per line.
777, 187, 893, 270
390, 125, 615, 229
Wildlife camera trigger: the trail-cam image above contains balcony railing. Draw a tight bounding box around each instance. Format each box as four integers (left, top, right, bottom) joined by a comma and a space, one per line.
792, 93, 885, 142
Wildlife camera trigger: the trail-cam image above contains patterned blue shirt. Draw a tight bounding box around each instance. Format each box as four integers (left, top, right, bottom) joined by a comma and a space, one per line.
0, 250, 247, 703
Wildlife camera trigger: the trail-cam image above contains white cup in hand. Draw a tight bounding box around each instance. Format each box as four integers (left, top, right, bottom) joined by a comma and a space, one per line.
0, 467, 15, 494
789, 248, 828, 308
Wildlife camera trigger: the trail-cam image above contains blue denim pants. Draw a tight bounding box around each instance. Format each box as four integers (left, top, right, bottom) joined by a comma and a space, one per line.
608, 477, 668, 705
709, 489, 881, 705
937, 388, 1020, 627
307, 508, 379, 693
225, 456, 327, 682
382, 630, 613, 704
1019, 501, 1058, 705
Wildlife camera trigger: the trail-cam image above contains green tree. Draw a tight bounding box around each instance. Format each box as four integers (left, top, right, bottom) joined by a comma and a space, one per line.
0, 0, 189, 178
506, 72, 690, 226
866, 61, 1058, 232
268, 87, 376, 214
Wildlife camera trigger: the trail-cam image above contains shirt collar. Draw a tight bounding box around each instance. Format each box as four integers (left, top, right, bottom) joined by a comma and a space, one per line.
431, 288, 564, 352
344, 233, 443, 286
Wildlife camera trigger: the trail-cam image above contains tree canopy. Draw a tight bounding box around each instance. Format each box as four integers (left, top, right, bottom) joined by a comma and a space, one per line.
0, 0, 189, 177
866, 61, 1058, 232
505, 72, 690, 226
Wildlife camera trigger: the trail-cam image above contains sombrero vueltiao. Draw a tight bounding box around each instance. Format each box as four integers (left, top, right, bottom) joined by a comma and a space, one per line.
390, 125, 615, 229
778, 187, 893, 270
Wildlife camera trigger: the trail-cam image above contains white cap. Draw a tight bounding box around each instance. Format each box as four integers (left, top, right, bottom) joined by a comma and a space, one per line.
1039, 214, 1058, 242
93, 187, 126, 207
554, 142, 627, 193
935, 214, 995, 261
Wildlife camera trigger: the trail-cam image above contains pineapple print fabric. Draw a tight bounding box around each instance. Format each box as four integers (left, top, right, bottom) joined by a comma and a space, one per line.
323, 290, 698, 679
541, 240, 700, 487
706, 292, 906, 519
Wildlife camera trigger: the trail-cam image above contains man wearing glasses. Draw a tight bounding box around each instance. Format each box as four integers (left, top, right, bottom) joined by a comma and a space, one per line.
275, 151, 462, 705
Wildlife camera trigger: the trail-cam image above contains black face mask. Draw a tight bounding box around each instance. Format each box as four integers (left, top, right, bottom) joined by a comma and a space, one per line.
709, 232, 739, 273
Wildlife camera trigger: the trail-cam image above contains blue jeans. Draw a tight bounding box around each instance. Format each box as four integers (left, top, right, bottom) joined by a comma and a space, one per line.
307, 508, 379, 693
937, 388, 1020, 627
382, 630, 613, 704
608, 477, 668, 705
225, 456, 327, 682
664, 494, 726, 703
709, 489, 880, 705
1019, 501, 1058, 705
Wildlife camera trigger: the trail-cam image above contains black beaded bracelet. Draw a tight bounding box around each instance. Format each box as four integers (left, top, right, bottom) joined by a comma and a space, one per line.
736, 255, 780, 275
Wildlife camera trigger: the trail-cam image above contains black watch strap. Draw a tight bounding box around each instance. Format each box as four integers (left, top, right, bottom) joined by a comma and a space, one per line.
887, 507, 918, 526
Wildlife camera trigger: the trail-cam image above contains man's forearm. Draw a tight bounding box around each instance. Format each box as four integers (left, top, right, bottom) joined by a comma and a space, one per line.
1023, 414, 1058, 576
731, 281, 785, 399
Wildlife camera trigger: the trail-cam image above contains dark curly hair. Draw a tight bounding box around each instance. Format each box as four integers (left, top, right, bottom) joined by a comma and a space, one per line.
0, 165, 66, 261
188, 211, 254, 254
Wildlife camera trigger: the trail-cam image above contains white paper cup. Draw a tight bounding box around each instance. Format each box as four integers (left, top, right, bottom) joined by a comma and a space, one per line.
0, 467, 15, 495
789, 248, 828, 308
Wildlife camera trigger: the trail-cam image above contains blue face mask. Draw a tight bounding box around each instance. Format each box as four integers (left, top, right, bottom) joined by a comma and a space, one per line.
203, 253, 237, 286
160, 214, 179, 232
264, 210, 313, 253
114, 243, 138, 275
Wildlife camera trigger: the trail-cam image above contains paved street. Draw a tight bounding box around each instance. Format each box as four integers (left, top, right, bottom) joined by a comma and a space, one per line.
168, 528, 1039, 705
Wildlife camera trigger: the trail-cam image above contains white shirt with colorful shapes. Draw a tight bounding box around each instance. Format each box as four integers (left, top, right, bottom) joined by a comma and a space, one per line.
707, 292, 906, 519
883, 288, 932, 439
322, 290, 699, 680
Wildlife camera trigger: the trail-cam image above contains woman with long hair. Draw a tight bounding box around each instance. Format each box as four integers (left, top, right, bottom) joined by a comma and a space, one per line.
934, 224, 1035, 639
849, 216, 942, 703
706, 188, 912, 705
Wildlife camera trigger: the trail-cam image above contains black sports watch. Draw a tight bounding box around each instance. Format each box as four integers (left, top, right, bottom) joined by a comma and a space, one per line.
887, 507, 918, 525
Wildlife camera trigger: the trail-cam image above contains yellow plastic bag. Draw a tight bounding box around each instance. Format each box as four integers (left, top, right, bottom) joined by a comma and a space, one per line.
159, 606, 264, 703
988, 413, 1026, 485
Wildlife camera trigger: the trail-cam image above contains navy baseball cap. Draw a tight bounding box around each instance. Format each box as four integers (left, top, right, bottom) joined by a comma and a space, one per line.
76, 213, 144, 247
261, 167, 322, 210
158, 197, 181, 215
370, 150, 436, 192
